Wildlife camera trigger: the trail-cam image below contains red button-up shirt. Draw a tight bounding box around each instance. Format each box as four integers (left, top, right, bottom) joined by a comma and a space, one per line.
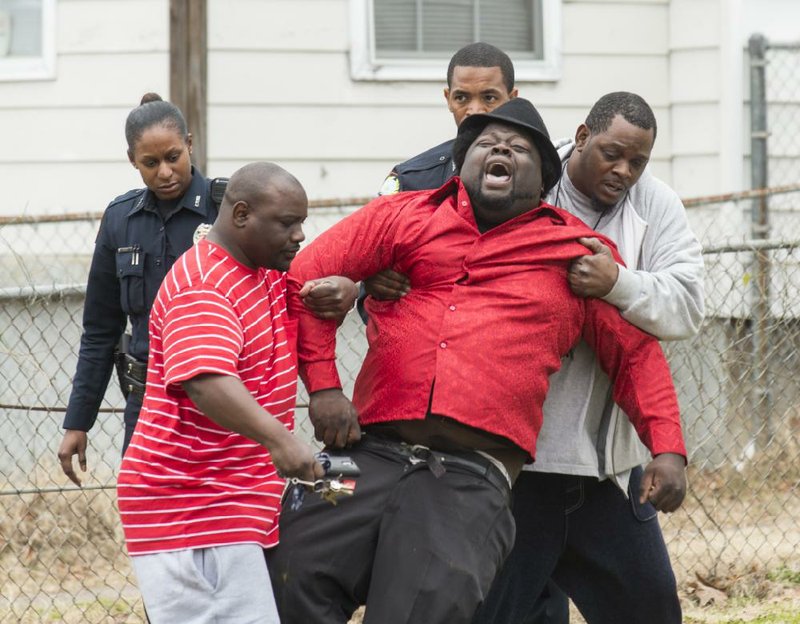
288, 178, 686, 460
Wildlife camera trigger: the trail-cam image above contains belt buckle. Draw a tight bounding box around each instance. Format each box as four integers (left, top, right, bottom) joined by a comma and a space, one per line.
409, 445, 447, 478
408, 444, 429, 465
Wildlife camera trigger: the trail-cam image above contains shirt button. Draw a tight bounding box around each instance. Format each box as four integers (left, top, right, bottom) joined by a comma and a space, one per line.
449, 305, 456, 311
160, 226, 165, 232
439, 341, 447, 349
439, 155, 446, 161
155, 259, 162, 266
461, 201, 467, 206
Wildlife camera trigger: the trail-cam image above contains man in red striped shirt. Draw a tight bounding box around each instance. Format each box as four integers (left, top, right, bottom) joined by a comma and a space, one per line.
269, 99, 687, 624
117, 162, 356, 624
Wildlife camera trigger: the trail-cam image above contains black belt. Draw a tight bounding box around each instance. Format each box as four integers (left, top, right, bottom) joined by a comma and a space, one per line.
358, 433, 511, 502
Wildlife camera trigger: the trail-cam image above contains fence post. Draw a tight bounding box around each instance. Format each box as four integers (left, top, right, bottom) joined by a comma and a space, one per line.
748, 33, 773, 442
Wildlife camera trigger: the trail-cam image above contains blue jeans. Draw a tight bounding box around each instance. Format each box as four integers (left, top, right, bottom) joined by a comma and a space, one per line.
474, 467, 681, 624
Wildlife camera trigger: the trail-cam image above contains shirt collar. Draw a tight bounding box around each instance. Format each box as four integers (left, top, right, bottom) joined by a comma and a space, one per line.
127, 166, 208, 217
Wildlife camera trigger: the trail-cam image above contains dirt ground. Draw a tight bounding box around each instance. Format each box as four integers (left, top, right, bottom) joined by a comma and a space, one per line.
346, 582, 800, 624
1, 462, 798, 623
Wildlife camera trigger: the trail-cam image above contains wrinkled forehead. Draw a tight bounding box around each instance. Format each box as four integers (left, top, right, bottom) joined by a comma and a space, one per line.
473, 121, 536, 147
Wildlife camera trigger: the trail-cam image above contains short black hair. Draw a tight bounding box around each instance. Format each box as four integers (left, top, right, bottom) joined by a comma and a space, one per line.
125, 92, 189, 154
447, 42, 515, 93
585, 91, 657, 140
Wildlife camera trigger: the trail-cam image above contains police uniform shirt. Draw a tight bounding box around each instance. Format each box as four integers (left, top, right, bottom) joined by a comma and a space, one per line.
63, 167, 219, 431
379, 138, 457, 195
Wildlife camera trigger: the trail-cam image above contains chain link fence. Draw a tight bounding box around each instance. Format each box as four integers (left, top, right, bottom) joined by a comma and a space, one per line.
3, 35, 800, 624
2, 192, 799, 621
760, 42, 800, 190
0, 203, 370, 622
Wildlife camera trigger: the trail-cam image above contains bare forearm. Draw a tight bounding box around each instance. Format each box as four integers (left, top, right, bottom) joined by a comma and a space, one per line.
183, 374, 291, 447
183, 373, 324, 481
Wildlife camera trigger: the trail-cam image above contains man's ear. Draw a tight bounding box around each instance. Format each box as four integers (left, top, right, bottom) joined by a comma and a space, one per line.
128, 150, 136, 167
574, 124, 591, 151
509, 88, 519, 99
444, 87, 453, 111
231, 200, 249, 227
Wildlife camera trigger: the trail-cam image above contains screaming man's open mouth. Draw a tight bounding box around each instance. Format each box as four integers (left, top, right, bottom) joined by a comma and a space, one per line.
485, 161, 512, 185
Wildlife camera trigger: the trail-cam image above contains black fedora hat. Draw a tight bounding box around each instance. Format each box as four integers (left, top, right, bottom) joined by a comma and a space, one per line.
452, 98, 562, 194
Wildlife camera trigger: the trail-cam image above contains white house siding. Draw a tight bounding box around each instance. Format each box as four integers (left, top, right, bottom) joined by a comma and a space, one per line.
4, 0, 797, 215
0, 0, 171, 217
206, 0, 680, 200
667, 0, 733, 202
207, 0, 456, 199
550, 0, 672, 181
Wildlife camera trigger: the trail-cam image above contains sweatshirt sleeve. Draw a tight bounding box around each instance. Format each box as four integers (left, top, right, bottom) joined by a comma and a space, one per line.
601, 174, 705, 341
582, 297, 687, 459
287, 195, 410, 393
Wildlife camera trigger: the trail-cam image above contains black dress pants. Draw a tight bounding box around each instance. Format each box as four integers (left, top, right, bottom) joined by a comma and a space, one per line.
268, 436, 514, 624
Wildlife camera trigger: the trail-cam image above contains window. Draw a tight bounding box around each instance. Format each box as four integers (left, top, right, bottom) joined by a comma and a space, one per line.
350, 0, 561, 81
0, 0, 55, 81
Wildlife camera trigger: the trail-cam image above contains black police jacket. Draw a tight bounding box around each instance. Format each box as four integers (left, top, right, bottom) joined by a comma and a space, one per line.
63, 168, 220, 431
379, 138, 457, 194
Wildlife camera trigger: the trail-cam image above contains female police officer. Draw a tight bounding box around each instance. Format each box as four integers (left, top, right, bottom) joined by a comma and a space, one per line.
57, 93, 223, 486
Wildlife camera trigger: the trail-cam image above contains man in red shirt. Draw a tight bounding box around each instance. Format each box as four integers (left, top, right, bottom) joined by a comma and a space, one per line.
117, 162, 356, 623
269, 99, 687, 624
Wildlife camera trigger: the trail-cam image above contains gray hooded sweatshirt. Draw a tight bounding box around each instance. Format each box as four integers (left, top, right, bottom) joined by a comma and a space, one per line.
527, 141, 705, 491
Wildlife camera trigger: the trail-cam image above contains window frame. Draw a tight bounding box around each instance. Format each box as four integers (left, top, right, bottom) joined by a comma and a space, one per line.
349, 0, 562, 82
0, 0, 56, 82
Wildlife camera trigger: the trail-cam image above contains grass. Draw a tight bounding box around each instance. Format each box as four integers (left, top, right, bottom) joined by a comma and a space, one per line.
1, 462, 798, 622
685, 608, 800, 624
768, 567, 800, 585
14, 597, 146, 624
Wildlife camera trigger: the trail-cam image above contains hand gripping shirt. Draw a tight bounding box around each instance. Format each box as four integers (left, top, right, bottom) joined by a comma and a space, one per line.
288, 178, 686, 460
117, 239, 297, 555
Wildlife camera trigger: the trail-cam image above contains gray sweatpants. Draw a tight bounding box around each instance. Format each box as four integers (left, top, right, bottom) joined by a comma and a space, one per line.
131, 543, 278, 623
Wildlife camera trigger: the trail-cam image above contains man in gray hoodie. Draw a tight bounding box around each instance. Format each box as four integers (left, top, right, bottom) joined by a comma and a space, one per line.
474, 92, 704, 624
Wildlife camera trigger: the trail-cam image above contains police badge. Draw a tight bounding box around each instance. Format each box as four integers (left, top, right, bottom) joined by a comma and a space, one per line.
378, 175, 401, 196
192, 223, 212, 244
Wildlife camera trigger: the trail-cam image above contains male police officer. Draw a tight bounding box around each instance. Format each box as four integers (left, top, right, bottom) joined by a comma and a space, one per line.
380, 41, 517, 194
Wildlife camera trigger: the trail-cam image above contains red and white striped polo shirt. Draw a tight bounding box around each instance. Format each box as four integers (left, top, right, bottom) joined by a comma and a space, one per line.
117, 239, 297, 555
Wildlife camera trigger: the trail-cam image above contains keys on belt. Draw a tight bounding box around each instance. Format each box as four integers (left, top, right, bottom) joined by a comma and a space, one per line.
282, 452, 361, 511
284, 477, 356, 511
